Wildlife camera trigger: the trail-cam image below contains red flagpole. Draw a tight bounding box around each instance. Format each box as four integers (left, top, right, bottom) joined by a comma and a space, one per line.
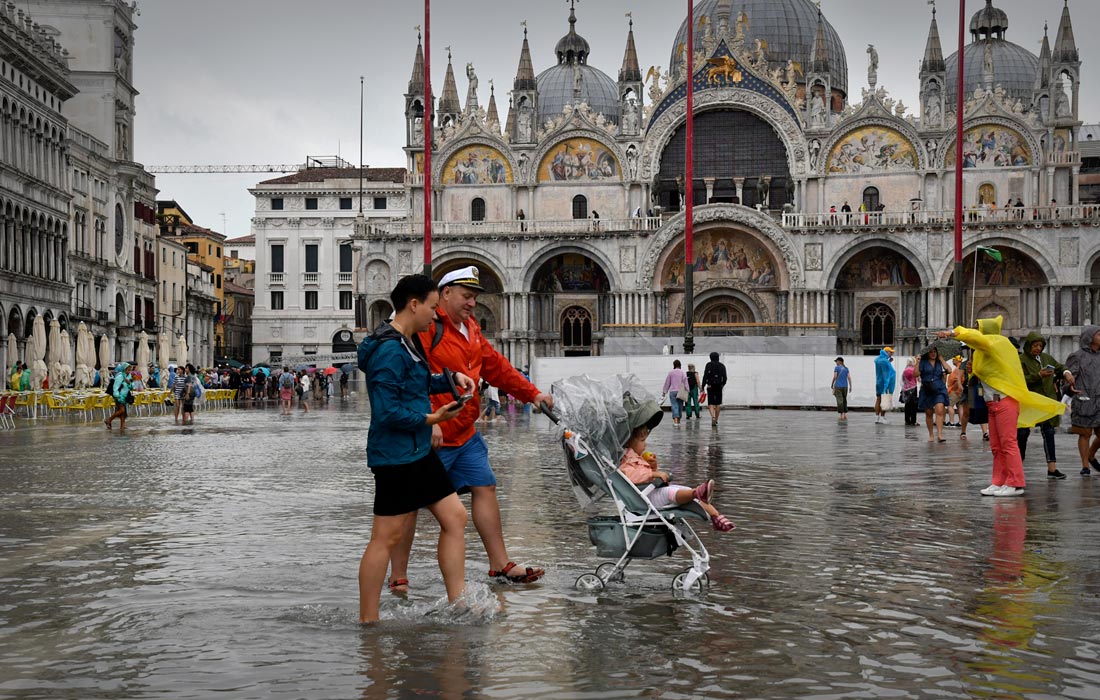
952, 0, 965, 326
423, 0, 433, 278
683, 0, 695, 354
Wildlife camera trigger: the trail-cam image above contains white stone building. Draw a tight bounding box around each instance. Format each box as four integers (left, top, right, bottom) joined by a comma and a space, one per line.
185, 259, 217, 368
249, 164, 407, 365
15, 0, 158, 367
355, 0, 1096, 365
0, 1, 75, 373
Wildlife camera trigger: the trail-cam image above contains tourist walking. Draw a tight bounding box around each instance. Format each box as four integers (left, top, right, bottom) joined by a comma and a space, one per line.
918, 347, 949, 442
299, 372, 311, 412
171, 366, 188, 423
831, 357, 851, 420
685, 363, 702, 419
874, 347, 895, 424
938, 316, 1065, 496
356, 274, 473, 624
1065, 326, 1100, 476
662, 359, 689, 426
479, 382, 500, 423
339, 370, 349, 400
1017, 331, 1073, 479
900, 357, 919, 425
278, 368, 295, 415
104, 361, 134, 430
946, 356, 965, 427
701, 352, 727, 427
386, 266, 551, 592
181, 364, 199, 425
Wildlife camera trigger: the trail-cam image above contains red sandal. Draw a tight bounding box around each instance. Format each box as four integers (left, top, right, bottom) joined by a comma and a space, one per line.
711, 514, 735, 532
488, 562, 544, 583
387, 578, 409, 594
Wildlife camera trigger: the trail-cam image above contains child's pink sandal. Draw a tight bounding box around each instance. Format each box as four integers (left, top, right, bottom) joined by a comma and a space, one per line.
693, 479, 715, 504
711, 514, 735, 532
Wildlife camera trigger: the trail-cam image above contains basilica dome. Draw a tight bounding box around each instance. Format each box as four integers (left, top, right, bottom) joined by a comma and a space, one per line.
944, 2, 1039, 108
668, 0, 848, 98
536, 6, 620, 127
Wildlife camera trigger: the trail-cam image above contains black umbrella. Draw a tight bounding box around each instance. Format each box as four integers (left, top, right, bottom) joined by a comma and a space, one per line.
917, 337, 966, 359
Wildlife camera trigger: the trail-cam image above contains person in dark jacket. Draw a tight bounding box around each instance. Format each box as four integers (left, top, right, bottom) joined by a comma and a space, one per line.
702, 352, 728, 427
1017, 331, 1074, 479
355, 274, 474, 624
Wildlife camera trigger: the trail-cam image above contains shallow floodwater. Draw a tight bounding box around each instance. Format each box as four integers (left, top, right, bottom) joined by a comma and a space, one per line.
3, 399, 1100, 699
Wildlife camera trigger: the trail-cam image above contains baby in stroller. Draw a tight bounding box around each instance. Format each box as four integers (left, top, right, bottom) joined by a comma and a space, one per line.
619, 396, 735, 532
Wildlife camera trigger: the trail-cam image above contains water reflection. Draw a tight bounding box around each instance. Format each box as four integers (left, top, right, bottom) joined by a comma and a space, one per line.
3, 404, 1100, 698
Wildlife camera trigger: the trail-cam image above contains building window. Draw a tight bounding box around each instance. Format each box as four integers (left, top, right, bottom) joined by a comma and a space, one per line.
269, 350, 282, 364
862, 187, 880, 212
215, 274, 222, 289
471, 198, 486, 222
271, 197, 284, 210
373, 197, 387, 210
339, 197, 353, 210
216, 247, 222, 258
271, 244, 284, 273
339, 244, 353, 272
561, 306, 593, 356
271, 291, 284, 310
339, 291, 353, 310
305, 197, 318, 210
305, 244, 318, 273
185, 242, 198, 254
572, 195, 588, 220
208, 244, 212, 255
305, 291, 318, 310
860, 303, 894, 348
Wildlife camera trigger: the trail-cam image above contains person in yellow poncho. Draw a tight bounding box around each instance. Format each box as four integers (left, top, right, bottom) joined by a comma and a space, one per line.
937, 316, 1068, 497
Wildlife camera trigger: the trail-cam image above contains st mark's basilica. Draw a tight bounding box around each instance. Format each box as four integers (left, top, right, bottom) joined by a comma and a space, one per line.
347, 0, 1095, 363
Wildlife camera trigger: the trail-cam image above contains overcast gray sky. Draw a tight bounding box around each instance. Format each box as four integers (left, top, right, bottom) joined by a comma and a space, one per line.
131, 0, 1098, 239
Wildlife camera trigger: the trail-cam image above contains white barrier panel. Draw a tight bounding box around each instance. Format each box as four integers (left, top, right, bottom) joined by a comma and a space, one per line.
531, 354, 898, 410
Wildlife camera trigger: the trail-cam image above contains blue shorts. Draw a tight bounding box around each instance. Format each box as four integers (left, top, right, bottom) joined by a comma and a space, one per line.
437, 432, 495, 493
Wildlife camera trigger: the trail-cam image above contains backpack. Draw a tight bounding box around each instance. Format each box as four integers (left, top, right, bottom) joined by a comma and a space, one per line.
279, 373, 294, 389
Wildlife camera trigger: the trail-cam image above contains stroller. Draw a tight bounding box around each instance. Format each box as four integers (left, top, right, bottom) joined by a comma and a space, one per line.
543, 374, 711, 592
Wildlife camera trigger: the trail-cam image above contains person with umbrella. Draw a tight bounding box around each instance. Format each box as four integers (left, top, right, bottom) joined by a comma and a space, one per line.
873, 347, 896, 424
104, 362, 135, 430
937, 316, 1066, 496
918, 344, 950, 443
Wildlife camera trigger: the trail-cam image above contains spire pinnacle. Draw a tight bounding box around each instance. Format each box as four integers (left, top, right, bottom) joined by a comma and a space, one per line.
619, 12, 642, 83
486, 81, 500, 132
921, 2, 945, 74
514, 22, 536, 90
438, 50, 461, 117
407, 31, 425, 95
1053, 0, 1078, 63
810, 7, 830, 74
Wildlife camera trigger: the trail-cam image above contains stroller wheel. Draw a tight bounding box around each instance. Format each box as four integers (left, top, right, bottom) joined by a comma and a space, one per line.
672, 570, 707, 592
596, 563, 625, 583
575, 573, 604, 591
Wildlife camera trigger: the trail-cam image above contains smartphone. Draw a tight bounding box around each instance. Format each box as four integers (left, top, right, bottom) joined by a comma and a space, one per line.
455, 393, 474, 407
1043, 364, 1055, 371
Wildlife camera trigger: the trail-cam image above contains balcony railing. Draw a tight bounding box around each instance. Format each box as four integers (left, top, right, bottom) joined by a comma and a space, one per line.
338, 272, 353, 284
372, 217, 663, 237
269, 272, 284, 285
172, 299, 184, 315
74, 306, 92, 320
302, 272, 319, 285
782, 205, 1100, 230
1046, 151, 1081, 166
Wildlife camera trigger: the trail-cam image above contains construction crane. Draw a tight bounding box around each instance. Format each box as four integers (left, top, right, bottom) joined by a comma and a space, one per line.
146, 156, 357, 175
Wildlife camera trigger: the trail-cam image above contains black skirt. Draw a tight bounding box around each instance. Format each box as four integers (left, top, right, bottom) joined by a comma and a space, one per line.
371, 450, 456, 516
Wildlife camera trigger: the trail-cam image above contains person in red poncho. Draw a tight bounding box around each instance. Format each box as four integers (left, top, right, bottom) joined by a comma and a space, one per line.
385, 266, 555, 590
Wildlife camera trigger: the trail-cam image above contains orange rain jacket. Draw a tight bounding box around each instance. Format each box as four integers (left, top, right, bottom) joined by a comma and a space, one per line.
418, 308, 540, 447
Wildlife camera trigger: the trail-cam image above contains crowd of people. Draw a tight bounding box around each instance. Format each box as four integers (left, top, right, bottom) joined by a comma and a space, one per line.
833, 319, 1100, 497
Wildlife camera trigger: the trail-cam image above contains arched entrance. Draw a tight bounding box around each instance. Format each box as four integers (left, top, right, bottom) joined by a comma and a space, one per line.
697, 296, 754, 324
331, 329, 356, 354
657, 109, 791, 210
529, 251, 610, 356
952, 246, 1048, 332
832, 246, 921, 354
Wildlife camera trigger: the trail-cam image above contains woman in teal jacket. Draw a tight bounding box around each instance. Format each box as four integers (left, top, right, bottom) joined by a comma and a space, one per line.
105, 362, 133, 430
355, 274, 473, 624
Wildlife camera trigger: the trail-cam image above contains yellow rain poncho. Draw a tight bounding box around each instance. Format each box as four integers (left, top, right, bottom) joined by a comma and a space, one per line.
954, 316, 1065, 428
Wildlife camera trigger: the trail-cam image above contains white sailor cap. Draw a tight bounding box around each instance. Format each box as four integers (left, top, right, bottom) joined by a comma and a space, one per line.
438, 265, 484, 291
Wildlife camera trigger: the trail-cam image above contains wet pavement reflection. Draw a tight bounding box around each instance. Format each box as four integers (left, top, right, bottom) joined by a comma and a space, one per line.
3, 401, 1100, 699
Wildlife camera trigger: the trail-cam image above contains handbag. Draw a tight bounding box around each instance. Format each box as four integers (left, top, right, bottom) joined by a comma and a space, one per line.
125, 392, 135, 405
699, 391, 707, 404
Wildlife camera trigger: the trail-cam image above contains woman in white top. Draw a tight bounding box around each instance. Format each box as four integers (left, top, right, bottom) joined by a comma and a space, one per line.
299, 372, 311, 411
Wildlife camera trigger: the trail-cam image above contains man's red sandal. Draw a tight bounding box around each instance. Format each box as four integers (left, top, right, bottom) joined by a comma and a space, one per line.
488, 562, 544, 583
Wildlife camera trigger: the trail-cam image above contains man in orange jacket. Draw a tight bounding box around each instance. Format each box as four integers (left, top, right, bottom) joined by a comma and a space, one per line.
386, 266, 553, 588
